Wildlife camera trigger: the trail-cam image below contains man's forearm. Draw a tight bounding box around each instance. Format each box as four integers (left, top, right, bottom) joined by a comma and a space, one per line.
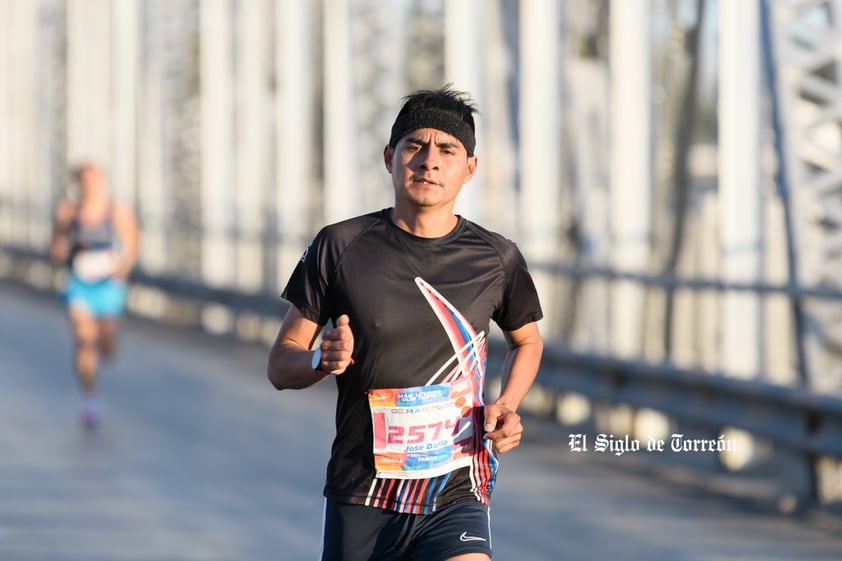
495, 339, 543, 412
267, 345, 328, 390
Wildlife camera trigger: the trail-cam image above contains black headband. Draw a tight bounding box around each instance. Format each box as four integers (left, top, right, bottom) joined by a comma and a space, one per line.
389, 108, 476, 156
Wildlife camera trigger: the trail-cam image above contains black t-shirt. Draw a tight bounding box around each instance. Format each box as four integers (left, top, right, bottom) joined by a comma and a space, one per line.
282, 208, 543, 513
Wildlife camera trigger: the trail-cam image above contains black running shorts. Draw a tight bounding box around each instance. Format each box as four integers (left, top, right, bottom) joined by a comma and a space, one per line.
319, 498, 493, 561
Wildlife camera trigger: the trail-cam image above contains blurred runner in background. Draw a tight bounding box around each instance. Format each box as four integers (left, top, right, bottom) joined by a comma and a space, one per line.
50, 162, 140, 429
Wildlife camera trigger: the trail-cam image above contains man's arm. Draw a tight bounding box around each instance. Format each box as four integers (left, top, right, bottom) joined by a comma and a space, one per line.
49, 199, 76, 265
112, 204, 140, 280
483, 321, 543, 454
267, 306, 355, 390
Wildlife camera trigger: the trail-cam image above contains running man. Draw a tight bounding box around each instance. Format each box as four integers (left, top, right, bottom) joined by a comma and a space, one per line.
50, 162, 140, 428
267, 86, 544, 560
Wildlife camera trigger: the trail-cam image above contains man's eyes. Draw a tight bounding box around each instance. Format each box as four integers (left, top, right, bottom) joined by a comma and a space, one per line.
403, 144, 456, 155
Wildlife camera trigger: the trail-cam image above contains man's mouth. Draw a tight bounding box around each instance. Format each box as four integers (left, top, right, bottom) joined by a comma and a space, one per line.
412, 177, 440, 186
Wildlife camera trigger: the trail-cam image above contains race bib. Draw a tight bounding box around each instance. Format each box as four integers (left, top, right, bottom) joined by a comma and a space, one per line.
71, 249, 118, 282
369, 376, 477, 479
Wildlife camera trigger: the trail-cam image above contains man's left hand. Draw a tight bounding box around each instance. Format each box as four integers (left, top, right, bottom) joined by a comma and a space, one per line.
482, 403, 523, 454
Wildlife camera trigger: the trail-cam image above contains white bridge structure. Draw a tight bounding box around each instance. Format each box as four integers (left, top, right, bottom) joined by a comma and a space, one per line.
2, 0, 842, 394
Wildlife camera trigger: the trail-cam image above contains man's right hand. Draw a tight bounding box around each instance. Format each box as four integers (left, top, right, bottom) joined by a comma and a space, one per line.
317, 314, 355, 375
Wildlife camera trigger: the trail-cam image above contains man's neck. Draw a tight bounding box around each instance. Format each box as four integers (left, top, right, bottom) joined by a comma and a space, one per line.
390, 207, 458, 238
78, 193, 111, 221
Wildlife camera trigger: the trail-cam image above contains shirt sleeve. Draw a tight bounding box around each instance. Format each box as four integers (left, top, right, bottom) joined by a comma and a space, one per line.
281, 228, 333, 326
492, 242, 544, 332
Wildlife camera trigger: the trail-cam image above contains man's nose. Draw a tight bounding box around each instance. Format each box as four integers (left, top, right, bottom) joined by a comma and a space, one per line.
417, 147, 439, 169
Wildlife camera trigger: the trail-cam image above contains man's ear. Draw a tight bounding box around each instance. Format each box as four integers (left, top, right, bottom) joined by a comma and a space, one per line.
383, 145, 394, 173
464, 155, 478, 183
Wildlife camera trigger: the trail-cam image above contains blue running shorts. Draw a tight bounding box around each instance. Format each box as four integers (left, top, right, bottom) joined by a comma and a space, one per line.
64, 274, 128, 318
320, 498, 492, 561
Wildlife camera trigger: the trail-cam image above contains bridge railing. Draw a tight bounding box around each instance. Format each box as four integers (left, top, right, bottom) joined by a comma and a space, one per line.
529, 346, 842, 506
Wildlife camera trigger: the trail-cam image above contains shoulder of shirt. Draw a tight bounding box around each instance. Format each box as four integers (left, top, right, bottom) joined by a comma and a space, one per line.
317, 210, 384, 241
311, 210, 386, 264
461, 218, 523, 262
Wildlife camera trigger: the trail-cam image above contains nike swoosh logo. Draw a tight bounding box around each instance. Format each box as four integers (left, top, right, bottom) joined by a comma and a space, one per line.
459, 531, 487, 542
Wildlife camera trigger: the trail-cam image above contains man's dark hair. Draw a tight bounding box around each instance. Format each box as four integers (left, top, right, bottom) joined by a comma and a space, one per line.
388, 85, 479, 156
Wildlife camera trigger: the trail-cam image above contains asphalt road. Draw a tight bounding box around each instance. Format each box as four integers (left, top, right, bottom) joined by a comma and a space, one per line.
1, 280, 842, 561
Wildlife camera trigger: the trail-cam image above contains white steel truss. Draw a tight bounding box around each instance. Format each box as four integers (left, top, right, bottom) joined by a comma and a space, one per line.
767, 0, 842, 389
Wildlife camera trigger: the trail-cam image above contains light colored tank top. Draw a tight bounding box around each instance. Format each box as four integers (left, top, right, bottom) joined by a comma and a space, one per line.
69, 214, 119, 282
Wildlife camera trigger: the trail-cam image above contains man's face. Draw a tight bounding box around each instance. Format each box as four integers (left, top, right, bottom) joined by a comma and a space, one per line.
384, 128, 477, 212
79, 166, 105, 197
